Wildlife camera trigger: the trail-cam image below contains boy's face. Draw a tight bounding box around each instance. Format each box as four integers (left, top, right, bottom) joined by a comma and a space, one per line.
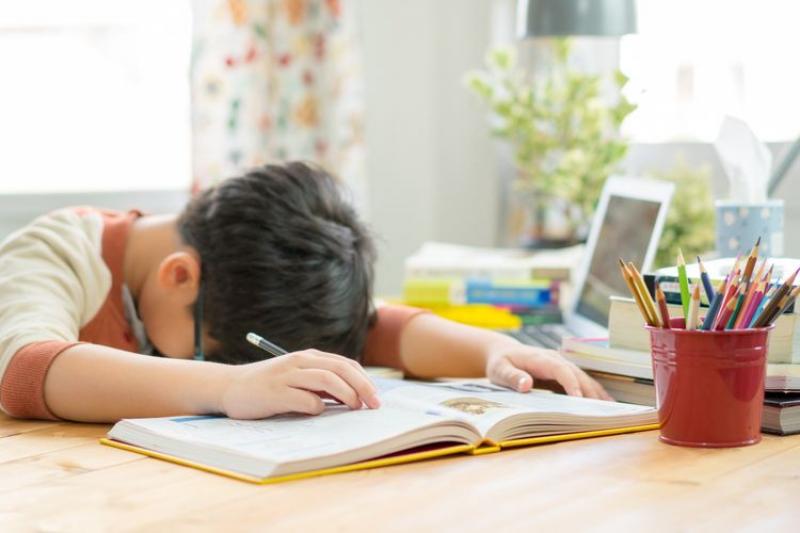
137, 251, 217, 359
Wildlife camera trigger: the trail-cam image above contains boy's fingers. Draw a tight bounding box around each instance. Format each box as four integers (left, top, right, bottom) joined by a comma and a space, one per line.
296, 354, 381, 408
305, 349, 371, 378
490, 358, 533, 392
513, 352, 583, 397
572, 365, 607, 400
289, 369, 361, 410
280, 387, 326, 416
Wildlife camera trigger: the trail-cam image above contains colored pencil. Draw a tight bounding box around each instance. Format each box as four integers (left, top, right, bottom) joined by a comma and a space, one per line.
736, 264, 766, 328
628, 262, 662, 327
763, 286, 800, 327
773, 287, 800, 322
687, 284, 701, 330
701, 280, 726, 330
677, 250, 690, 320
750, 286, 776, 328
754, 267, 800, 328
619, 259, 656, 326
725, 285, 746, 330
714, 280, 740, 330
738, 281, 765, 329
697, 256, 715, 305
656, 286, 671, 329
714, 295, 739, 331
741, 236, 761, 284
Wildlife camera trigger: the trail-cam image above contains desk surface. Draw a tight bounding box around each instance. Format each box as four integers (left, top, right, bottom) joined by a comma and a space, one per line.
1, 415, 799, 531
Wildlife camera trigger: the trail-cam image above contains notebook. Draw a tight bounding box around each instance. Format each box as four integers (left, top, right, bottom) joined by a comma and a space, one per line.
101, 378, 658, 484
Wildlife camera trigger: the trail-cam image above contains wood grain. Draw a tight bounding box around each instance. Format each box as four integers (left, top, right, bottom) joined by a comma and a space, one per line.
2, 414, 799, 531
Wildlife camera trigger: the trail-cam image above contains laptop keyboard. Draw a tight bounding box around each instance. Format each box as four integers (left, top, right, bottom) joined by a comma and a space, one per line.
506, 323, 570, 350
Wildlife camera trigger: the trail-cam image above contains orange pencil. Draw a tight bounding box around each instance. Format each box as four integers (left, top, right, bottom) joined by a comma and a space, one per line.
741, 236, 761, 284
714, 279, 740, 329
714, 295, 739, 331
656, 286, 671, 329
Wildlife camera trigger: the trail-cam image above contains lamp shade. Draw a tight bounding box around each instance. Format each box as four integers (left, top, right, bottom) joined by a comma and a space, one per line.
517, 0, 637, 38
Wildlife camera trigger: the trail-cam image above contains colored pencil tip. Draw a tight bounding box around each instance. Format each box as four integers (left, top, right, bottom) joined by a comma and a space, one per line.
677, 249, 685, 265
755, 236, 761, 247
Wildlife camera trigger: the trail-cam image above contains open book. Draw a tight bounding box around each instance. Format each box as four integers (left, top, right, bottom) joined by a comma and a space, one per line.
102, 378, 658, 484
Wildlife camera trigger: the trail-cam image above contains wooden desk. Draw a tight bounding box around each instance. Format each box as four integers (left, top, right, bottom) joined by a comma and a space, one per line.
2, 414, 799, 531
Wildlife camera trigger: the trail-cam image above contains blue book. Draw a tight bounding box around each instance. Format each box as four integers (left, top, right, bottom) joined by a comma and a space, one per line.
465, 279, 554, 307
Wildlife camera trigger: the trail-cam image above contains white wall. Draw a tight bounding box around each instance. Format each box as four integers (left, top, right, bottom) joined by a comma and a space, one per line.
358, 0, 800, 296
358, 0, 499, 296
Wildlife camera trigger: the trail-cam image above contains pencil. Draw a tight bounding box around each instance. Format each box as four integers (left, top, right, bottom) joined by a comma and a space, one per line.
754, 267, 800, 328
725, 285, 746, 330
738, 281, 765, 329
656, 286, 671, 329
619, 259, 656, 326
775, 287, 800, 320
736, 262, 766, 328
701, 280, 726, 330
763, 286, 800, 327
246, 332, 289, 357
687, 284, 701, 330
697, 256, 715, 305
677, 250, 691, 320
628, 262, 662, 328
714, 295, 739, 331
750, 286, 776, 328
713, 279, 739, 330
741, 236, 761, 285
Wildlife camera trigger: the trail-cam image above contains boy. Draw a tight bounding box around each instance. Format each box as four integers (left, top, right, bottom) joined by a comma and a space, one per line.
0, 162, 609, 423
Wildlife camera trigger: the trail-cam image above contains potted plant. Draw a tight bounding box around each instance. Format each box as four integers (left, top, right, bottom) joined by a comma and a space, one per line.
465, 40, 636, 247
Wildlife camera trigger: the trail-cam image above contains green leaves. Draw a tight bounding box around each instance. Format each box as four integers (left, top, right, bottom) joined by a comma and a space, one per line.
652, 161, 715, 268
465, 39, 637, 229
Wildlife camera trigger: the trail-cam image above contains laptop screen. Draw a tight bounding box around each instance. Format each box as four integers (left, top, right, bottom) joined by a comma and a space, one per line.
574, 195, 663, 327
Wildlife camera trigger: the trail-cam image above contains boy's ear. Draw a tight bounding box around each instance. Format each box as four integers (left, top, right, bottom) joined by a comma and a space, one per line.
157, 252, 201, 293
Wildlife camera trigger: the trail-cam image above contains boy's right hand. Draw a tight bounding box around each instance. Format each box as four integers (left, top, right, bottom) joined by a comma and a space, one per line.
218, 350, 381, 419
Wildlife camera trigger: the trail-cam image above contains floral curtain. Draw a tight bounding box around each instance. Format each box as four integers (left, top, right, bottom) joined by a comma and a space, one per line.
190, 0, 366, 207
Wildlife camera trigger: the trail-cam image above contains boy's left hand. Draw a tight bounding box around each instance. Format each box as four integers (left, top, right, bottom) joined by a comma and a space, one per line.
485, 341, 612, 401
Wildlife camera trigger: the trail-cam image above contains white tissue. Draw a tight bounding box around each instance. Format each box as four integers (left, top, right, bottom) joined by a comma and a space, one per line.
714, 116, 771, 203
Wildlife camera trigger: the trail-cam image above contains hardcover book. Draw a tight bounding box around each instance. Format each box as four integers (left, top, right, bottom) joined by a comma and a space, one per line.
102, 378, 657, 484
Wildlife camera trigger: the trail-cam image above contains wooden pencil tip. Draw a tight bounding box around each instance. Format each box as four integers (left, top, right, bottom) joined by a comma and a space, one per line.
755, 236, 762, 247
677, 249, 685, 264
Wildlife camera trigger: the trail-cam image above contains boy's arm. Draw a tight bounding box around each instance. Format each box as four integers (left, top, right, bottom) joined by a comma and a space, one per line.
44, 343, 380, 423
364, 309, 610, 400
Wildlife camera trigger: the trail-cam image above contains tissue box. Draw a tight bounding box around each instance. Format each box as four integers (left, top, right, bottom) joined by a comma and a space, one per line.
715, 199, 784, 256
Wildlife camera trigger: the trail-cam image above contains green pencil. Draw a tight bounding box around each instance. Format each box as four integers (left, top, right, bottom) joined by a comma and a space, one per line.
677, 249, 690, 319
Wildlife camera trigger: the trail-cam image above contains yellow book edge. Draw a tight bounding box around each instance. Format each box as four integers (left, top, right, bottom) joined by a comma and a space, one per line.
99, 423, 659, 484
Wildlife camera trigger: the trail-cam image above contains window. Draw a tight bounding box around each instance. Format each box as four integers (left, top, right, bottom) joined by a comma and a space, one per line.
621, 0, 800, 142
0, 0, 191, 192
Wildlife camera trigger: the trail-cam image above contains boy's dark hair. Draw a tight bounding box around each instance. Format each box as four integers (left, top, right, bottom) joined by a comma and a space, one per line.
177, 161, 376, 364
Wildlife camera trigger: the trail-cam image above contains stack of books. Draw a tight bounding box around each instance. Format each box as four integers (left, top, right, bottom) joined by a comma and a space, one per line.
561, 257, 800, 436
401, 242, 577, 329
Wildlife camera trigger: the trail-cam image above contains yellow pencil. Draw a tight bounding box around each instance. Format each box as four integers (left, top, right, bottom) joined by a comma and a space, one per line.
619, 259, 656, 326
628, 262, 662, 328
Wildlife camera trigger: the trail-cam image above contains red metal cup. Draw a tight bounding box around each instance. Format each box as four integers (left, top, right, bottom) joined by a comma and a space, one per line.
646, 318, 773, 448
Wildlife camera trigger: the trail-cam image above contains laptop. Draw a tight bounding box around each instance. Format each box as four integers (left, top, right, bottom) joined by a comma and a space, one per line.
508, 176, 675, 349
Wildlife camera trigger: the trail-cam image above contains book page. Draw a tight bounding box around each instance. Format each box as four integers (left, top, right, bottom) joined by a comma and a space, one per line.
112, 403, 474, 467
376, 378, 655, 437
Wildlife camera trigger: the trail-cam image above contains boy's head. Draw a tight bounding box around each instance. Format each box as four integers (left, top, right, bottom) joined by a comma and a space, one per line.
148, 161, 376, 364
